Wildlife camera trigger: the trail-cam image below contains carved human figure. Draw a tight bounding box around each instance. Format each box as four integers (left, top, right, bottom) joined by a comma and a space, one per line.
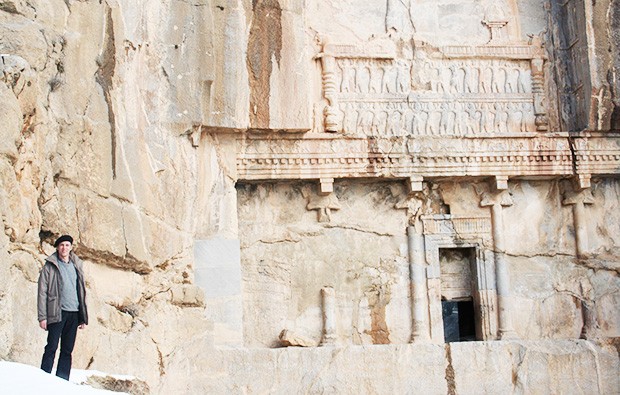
413, 103, 427, 135
421, 61, 433, 91
372, 110, 388, 135
342, 103, 358, 134
369, 65, 382, 93
387, 111, 402, 136
395, 60, 411, 93
493, 103, 503, 133
427, 103, 441, 135
491, 61, 506, 93
453, 102, 465, 135
481, 103, 494, 133
471, 106, 483, 135
441, 67, 452, 93
465, 103, 480, 135
449, 63, 462, 94
403, 108, 415, 135
522, 102, 536, 132
496, 103, 509, 133
507, 102, 523, 132
357, 65, 371, 93
464, 64, 478, 94
439, 102, 455, 134
516, 68, 528, 93
505, 66, 518, 93
382, 64, 397, 93
358, 110, 375, 135
431, 64, 445, 92
340, 59, 356, 93
481, 64, 493, 93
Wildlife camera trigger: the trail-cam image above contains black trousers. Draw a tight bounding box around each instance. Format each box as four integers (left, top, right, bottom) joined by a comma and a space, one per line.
41, 310, 79, 380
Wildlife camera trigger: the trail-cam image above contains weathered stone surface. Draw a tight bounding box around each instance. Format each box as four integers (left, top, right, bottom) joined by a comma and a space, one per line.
170, 284, 205, 307
159, 340, 619, 394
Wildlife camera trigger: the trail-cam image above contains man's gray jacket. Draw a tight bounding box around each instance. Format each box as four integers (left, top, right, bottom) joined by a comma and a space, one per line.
37, 251, 88, 326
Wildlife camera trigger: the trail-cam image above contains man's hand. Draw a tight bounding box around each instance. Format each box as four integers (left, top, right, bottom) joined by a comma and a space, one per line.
39, 320, 47, 330
78, 323, 85, 330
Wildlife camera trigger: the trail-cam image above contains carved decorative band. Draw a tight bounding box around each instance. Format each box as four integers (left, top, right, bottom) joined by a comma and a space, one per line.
237, 152, 574, 180
440, 45, 543, 59
322, 41, 396, 59
421, 215, 492, 235
575, 153, 620, 174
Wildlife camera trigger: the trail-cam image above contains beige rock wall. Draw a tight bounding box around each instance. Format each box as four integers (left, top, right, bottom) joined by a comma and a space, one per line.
0, 0, 216, 387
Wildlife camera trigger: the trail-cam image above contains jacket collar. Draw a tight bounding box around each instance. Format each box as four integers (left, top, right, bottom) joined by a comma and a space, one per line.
46, 251, 81, 269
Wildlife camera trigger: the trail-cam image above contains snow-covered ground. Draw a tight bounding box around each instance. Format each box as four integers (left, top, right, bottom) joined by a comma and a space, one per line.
0, 361, 129, 394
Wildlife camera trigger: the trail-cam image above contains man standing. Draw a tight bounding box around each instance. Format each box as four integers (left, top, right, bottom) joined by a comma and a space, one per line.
37, 235, 88, 380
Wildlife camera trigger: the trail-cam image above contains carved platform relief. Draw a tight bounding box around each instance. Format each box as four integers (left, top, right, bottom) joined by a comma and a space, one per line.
320, 39, 548, 137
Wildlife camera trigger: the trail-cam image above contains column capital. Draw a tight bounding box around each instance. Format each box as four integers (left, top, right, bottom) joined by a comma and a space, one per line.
562, 188, 595, 206
480, 190, 513, 208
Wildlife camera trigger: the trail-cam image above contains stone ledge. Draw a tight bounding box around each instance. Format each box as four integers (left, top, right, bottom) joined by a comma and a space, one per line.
166, 339, 620, 394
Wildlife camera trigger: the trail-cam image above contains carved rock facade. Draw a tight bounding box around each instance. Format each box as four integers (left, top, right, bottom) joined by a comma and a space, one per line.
0, 0, 619, 394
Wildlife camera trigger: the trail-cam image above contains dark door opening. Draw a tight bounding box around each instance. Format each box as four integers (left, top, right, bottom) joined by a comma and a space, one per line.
442, 299, 476, 342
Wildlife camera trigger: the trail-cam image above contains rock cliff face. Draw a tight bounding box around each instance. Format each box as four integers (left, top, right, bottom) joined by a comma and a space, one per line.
0, 0, 619, 393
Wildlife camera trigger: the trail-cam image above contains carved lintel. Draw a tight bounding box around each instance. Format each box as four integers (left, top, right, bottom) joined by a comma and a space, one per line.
406, 176, 424, 193
319, 178, 334, 195
494, 176, 509, 191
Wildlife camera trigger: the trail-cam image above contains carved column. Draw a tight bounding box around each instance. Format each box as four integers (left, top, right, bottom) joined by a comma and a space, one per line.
407, 226, 430, 342
562, 188, 595, 258
480, 190, 517, 339
530, 36, 549, 132
320, 45, 341, 132
320, 287, 337, 345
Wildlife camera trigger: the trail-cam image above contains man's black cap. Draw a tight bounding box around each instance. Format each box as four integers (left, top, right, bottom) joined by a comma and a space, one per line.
54, 235, 73, 247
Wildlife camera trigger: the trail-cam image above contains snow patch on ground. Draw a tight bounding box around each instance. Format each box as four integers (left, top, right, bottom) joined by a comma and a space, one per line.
0, 361, 129, 394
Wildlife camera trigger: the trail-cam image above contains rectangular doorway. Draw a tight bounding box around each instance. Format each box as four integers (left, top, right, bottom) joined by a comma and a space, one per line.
439, 248, 477, 343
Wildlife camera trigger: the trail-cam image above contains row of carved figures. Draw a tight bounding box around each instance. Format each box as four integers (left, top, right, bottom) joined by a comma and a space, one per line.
339, 101, 536, 136
336, 59, 532, 96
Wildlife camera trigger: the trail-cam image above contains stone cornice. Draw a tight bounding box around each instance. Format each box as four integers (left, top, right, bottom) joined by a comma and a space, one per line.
236, 135, 571, 181
234, 135, 620, 183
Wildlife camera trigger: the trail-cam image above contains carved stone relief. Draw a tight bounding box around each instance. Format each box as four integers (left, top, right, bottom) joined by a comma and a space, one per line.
320, 37, 548, 137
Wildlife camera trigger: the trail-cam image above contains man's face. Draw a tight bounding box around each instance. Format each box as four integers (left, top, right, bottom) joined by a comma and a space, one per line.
57, 241, 72, 261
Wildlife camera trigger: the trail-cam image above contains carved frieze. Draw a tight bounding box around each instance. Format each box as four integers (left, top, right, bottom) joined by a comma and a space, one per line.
320, 38, 548, 136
